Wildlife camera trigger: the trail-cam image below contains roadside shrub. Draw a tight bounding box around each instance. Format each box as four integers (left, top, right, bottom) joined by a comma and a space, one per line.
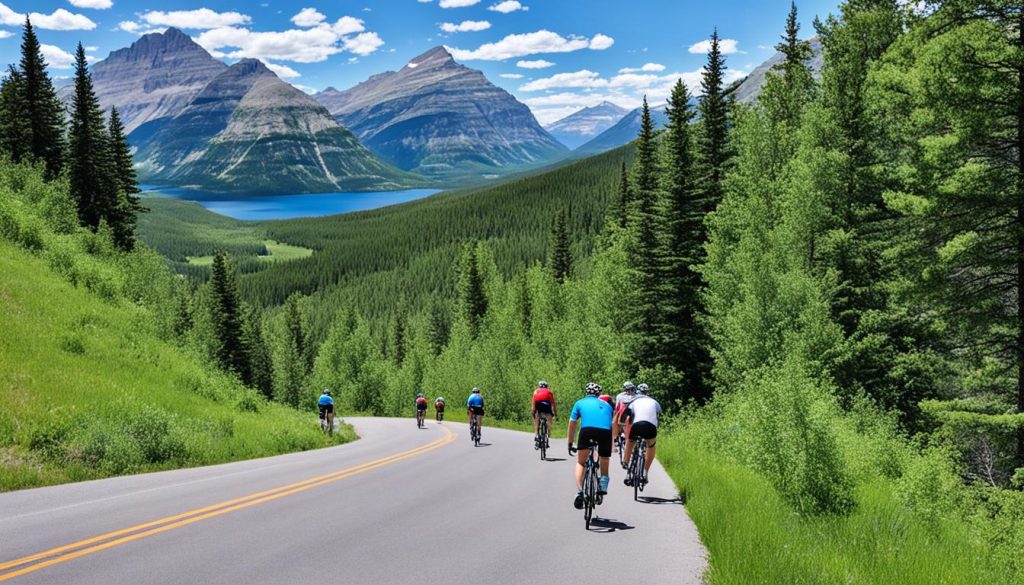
235, 391, 263, 413
896, 445, 969, 533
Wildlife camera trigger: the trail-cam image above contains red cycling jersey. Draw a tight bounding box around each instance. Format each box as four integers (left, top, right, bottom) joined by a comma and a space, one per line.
599, 394, 614, 406
416, 396, 428, 406
532, 388, 555, 406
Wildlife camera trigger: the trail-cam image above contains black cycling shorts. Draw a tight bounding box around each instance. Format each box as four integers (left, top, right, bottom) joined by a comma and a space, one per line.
629, 421, 657, 440
435, 403, 445, 411
469, 406, 485, 416
577, 427, 612, 458
416, 403, 427, 411
318, 404, 334, 417
534, 401, 553, 415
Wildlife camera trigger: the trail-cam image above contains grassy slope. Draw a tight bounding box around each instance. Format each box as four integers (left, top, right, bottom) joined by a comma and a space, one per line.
0, 240, 354, 491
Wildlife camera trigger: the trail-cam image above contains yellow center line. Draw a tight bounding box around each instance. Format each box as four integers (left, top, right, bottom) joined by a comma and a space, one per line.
0, 426, 456, 582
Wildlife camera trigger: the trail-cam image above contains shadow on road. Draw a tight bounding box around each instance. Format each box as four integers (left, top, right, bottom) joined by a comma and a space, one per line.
474, 443, 493, 447
637, 495, 684, 505
588, 517, 634, 533
543, 457, 567, 462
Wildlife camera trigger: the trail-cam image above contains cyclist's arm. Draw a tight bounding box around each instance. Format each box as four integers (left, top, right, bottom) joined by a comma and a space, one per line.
566, 418, 578, 449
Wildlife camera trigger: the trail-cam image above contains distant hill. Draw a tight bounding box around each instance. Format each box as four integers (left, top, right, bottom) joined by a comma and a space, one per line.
544, 101, 630, 149
730, 37, 824, 104
314, 46, 567, 181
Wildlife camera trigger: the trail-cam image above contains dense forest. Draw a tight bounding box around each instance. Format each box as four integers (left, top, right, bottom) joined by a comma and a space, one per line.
4, 1, 1024, 581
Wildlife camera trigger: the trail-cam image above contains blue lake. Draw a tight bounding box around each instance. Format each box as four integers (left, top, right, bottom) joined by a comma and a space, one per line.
141, 187, 442, 221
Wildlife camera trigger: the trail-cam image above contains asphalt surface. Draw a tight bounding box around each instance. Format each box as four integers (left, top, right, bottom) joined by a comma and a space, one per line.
0, 417, 707, 584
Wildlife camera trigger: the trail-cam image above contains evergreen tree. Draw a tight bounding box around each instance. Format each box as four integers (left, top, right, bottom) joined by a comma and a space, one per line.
427, 303, 450, 355
457, 242, 488, 337
390, 311, 406, 365
69, 43, 114, 230
0, 66, 30, 163
106, 107, 143, 251
617, 161, 631, 228
208, 252, 248, 378
632, 96, 659, 196
285, 293, 309, 368
241, 304, 274, 398
697, 29, 730, 215
18, 18, 65, 179
767, 3, 817, 126
548, 207, 573, 283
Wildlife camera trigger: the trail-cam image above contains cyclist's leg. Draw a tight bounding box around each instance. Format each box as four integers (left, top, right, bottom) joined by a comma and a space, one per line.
544, 413, 553, 438
532, 409, 539, 437
575, 447, 589, 491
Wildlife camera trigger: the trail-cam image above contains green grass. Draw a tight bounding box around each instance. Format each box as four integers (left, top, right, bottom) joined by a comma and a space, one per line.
657, 431, 1010, 585
0, 239, 354, 492
187, 239, 313, 266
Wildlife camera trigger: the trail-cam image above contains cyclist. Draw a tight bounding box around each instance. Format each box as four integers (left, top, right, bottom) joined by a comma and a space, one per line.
532, 381, 557, 449
467, 387, 485, 439
612, 381, 638, 460
567, 382, 614, 509
317, 389, 334, 430
434, 396, 446, 421
415, 393, 428, 425
622, 383, 663, 485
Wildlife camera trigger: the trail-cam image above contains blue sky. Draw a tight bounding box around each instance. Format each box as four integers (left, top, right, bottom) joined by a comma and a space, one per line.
1, 0, 840, 124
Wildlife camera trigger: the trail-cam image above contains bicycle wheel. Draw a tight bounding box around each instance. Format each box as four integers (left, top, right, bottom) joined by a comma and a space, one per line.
327, 416, 333, 437
617, 434, 625, 468
539, 419, 547, 460
583, 463, 595, 529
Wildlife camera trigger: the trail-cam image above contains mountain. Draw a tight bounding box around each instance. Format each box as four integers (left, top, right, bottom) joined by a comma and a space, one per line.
574, 38, 825, 156
314, 46, 567, 181
75, 28, 228, 134
544, 101, 630, 149
575, 104, 669, 156
134, 59, 418, 194
730, 37, 824, 103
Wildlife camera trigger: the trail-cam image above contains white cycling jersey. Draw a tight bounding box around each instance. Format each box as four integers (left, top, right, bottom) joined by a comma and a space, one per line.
614, 391, 638, 410
627, 395, 663, 426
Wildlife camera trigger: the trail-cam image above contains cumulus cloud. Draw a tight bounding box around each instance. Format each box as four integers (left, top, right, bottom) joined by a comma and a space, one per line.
520, 69, 605, 91
688, 37, 742, 54
69, 0, 113, 9
516, 59, 553, 69
520, 66, 747, 102
440, 20, 491, 33
619, 62, 665, 73
489, 1, 527, 13
136, 9, 251, 30
40, 44, 75, 68
446, 30, 614, 61
0, 30, 11, 38
0, 3, 96, 30
439, 0, 480, 6
291, 7, 325, 27
261, 60, 301, 78
499, 73, 523, 79
195, 15, 382, 62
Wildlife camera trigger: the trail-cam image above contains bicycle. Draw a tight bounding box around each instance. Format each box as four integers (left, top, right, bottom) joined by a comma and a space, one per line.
615, 432, 626, 467
536, 415, 550, 461
319, 412, 334, 437
416, 408, 426, 428
469, 414, 481, 446
436, 408, 444, 423
570, 439, 602, 529
625, 437, 648, 501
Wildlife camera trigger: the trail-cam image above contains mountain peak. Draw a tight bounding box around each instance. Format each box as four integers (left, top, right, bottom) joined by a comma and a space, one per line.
228, 58, 273, 76
405, 46, 455, 69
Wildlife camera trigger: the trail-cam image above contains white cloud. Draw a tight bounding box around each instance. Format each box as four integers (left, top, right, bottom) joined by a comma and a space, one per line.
291, 7, 325, 27
40, 44, 75, 68
261, 60, 300, 78
440, 20, 491, 33
290, 83, 318, 94
489, 1, 527, 13
85, 45, 98, 51
499, 73, 523, 79
69, 0, 113, 9
619, 62, 665, 73
0, 30, 11, 38
195, 16, 381, 62
516, 59, 553, 69
688, 38, 742, 55
520, 69, 605, 91
0, 4, 96, 30
446, 30, 613, 61
137, 9, 251, 30
520, 66, 746, 102
439, 0, 480, 6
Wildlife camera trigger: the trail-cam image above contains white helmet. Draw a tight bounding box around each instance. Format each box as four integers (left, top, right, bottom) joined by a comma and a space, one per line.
638, 383, 650, 395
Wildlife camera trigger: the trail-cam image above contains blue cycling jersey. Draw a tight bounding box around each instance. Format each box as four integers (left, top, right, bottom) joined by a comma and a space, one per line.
318, 395, 334, 407
569, 395, 613, 430
467, 394, 484, 408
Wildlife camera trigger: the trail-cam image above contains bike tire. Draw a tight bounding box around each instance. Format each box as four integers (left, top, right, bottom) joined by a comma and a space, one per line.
539, 419, 547, 461
584, 465, 595, 529
617, 435, 625, 468
328, 417, 333, 437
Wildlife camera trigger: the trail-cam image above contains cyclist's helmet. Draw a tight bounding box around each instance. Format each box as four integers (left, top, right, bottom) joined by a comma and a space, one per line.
585, 382, 600, 396
472, 387, 481, 394
416, 392, 424, 398
322, 388, 331, 396
538, 380, 548, 388
437, 397, 444, 402
623, 381, 636, 392
638, 383, 650, 395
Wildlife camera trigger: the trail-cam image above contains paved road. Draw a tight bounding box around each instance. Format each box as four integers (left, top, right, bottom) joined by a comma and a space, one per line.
0, 418, 707, 584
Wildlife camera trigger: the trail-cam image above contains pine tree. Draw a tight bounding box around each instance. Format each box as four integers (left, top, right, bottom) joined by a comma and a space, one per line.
697, 29, 730, 215
208, 252, 248, 378
106, 107, 143, 251
0, 66, 30, 163
632, 96, 659, 196
285, 293, 309, 368
458, 242, 488, 337
617, 161, 631, 228
548, 207, 573, 283
390, 311, 406, 365
18, 18, 65, 179
427, 302, 450, 355
69, 43, 114, 230
241, 304, 274, 399
768, 2, 816, 125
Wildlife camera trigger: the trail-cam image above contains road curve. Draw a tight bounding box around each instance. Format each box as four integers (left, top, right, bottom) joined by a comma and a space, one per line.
0, 417, 707, 584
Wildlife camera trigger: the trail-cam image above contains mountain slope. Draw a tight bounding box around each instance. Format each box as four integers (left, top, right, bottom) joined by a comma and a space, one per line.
80, 28, 228, 135
575, 104, 669, 156
135, 59, 419, 194
730, 37, 824, 103
315, 47, 567, 180
544, 101, 630, 149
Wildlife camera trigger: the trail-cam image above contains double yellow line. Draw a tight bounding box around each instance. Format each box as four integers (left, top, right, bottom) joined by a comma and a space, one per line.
0, 425, 456, 582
